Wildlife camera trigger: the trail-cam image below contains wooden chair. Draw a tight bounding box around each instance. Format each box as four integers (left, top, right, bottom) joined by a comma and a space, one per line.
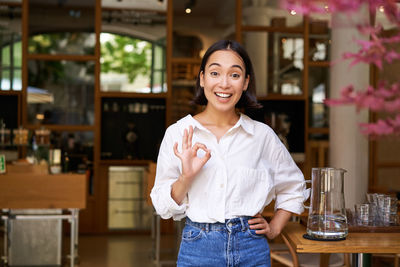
146, 162, 182, 267
271, 234, 350, 267
305, 140, 329, 178
371, 253, 400, 267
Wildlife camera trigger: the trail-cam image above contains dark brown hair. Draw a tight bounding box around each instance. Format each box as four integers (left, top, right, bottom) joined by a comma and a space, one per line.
192, 39, 262, 109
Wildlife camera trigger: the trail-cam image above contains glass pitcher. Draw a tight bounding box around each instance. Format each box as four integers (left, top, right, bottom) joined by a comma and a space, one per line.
306, 167, 348, 240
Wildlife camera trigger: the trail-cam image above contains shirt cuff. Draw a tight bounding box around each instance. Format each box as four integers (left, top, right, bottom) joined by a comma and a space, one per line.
158, 179, 188, 219
275, 197, 305, 215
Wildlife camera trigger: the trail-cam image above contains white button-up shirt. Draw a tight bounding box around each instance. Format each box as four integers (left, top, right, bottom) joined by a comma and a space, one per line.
150, 113, 306, 223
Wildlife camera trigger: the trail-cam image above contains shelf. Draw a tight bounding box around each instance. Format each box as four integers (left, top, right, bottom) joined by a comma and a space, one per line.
108, 198, 145, 201
308, 127, 329, 134
376, 162, 400, 168
171, 57, 201, 64
27, 53, 97, 61
99, 92, 168, 98
24, 125, 95, 132
172, 80, 196, 87
0, 91, 22, 96
241, 25, 303, 34
309, 61, 330, 67
257, 94, 306, 101
100, 159, 152, 166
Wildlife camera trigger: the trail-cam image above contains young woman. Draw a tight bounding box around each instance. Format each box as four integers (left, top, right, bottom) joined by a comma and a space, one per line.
150, 40, 306, 267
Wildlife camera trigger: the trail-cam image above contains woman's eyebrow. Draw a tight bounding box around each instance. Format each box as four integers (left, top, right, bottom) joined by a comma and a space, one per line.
231, 64, 243, 71
208, 62, 221, 68
208, 62, 243, 71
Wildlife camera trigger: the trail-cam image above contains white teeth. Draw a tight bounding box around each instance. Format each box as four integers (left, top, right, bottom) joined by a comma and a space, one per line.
215, 92, 231, 98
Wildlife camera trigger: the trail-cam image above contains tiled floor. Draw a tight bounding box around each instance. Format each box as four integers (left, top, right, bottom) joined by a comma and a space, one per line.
1, 229, 397, 266
74, 234, 157, 267
0, 230, 178, 267
70, 235, 397, 267
65, 234, 178, 267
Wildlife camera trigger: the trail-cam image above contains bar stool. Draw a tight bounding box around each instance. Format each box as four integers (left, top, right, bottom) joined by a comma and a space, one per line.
270, 234, 350, 267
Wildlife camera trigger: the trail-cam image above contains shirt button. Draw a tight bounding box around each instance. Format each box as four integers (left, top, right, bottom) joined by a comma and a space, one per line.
220, 184, 224, 188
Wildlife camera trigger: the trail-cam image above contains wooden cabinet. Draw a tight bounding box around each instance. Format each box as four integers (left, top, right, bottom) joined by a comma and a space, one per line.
108, 166, 151, 230
0, 165, 86, 210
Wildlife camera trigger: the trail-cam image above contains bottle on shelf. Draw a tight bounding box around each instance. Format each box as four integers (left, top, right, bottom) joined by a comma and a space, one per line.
0, 119, 11, 146
13, 126, 29, 146
63, 152, 70, 173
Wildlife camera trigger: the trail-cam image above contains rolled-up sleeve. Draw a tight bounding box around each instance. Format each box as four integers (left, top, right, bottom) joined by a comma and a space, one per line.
273, 145, 307, 215
150, 126, 188, 220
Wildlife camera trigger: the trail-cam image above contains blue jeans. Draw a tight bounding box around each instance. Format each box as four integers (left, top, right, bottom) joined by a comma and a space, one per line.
177, 217, 271, 267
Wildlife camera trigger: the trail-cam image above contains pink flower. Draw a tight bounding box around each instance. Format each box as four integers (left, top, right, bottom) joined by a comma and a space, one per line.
325, 82, 400, 115
360, 114, 400, 137
280, 0, 400, 137
385, 99, 400, 112
324, 85, 355, 106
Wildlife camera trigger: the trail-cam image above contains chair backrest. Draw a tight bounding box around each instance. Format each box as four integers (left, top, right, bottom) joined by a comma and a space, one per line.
271, 233, 349, 267
146, 161, 157, 206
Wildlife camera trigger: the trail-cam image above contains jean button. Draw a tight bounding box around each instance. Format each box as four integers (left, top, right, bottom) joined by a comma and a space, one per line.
228, 222, 232, 227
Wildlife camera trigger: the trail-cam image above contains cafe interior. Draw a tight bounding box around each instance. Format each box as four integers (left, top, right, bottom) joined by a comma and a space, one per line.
0, 0, 399, 266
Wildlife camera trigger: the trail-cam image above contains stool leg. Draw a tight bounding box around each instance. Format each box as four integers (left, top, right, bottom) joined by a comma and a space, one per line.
281, 234, 299, 267
320, 254, 331, 267
156, 215, 161, 267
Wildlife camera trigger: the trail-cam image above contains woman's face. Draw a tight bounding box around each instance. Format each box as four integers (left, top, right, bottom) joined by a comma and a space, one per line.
200, 49, 249, 113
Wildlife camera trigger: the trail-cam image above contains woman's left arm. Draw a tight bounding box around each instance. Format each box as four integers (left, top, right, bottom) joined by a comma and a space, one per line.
248, 209, 292, 239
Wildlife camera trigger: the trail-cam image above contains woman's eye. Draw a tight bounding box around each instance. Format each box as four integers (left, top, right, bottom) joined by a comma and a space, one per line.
210, 71, 218, 77
231, 73, 240, 78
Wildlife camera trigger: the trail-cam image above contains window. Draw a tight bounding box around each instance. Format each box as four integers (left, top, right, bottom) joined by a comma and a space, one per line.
0, 5, 22, 91
100, 33, 166, 93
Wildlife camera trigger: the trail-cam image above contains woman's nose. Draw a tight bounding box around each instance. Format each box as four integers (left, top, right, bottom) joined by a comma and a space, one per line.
219, 75, 229, 87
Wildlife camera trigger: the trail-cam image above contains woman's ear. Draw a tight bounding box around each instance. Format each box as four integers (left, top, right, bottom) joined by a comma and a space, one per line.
243, 75, 250, 91
200, 70, 204, 87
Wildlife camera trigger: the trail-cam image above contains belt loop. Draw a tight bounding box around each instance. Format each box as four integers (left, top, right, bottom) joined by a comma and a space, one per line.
240, 217, 246, 232
205, 223, 209, 233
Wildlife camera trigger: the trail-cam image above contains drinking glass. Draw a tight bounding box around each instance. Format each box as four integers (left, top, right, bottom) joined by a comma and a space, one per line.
355, 203, 369, 225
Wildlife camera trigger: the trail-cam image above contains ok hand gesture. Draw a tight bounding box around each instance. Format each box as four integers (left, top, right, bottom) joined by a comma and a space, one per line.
173, 126, 211, 187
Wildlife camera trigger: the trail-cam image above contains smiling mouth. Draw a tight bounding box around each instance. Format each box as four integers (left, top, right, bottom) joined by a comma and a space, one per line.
215, 92, 232, 98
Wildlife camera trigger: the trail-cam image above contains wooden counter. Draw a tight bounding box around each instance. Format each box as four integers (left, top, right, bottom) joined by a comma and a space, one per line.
282, 222, 400, 254
0, 167, 87, 209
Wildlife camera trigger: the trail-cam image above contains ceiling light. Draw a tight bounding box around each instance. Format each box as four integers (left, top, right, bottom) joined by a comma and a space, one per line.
185, 0, 195, 14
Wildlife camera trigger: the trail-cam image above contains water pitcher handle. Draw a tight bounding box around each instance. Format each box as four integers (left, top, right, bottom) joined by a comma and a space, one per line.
303, 179, 311, 209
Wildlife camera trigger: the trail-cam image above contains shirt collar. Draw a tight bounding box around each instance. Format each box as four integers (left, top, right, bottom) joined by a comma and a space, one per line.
177, 114, 208, 133
237, 113, 255, 135
177, 113, 255, 136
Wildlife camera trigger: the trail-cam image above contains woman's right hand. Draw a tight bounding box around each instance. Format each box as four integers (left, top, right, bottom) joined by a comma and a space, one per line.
173, 125, 211, 189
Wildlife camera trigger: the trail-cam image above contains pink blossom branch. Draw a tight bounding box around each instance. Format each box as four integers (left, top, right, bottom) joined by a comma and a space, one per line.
359, 114, 400, 136
281, 0, 400, 137
282, 0, 400, 70
281, 0, 364, 14
324, 82, 400, 113
342, 27, 400, 69
281, 0, 400, 18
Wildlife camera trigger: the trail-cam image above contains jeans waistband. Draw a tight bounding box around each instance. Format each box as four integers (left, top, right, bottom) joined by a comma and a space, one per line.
185, 216, 253, 232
